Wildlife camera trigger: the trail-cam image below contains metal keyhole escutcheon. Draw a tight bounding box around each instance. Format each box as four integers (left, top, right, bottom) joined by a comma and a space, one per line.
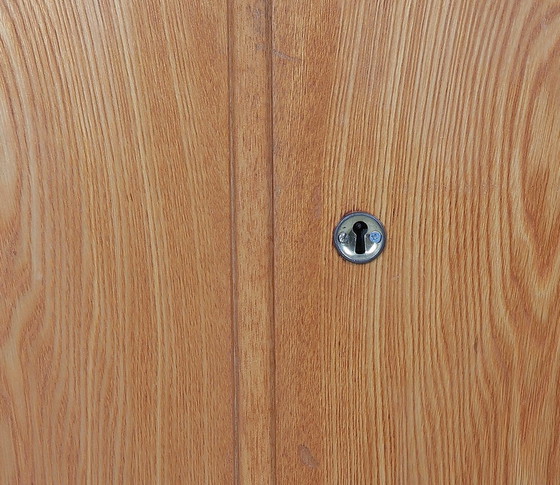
333, 211, 386, 264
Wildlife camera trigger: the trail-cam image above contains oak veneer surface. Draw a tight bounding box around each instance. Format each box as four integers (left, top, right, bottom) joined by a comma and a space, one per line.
2, 0, 560, 483
0, 0, 234, 482
272, 0, 560, 483
229, 0, 276, 482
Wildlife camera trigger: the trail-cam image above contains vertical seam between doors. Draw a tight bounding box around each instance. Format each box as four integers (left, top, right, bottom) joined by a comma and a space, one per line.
265, 0, 277, 482
226, 0, 240, 482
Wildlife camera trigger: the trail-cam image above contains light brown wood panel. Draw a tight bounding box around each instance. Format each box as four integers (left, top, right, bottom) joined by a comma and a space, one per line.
229, 0, 276, 482
272, 0, 560, 483
0, 0, 234, 482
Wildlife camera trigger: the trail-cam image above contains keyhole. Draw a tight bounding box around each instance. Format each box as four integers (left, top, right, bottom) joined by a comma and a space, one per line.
353, 221, 368, 254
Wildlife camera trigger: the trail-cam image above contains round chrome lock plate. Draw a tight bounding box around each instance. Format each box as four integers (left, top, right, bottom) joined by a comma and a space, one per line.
333, 211, 386, 264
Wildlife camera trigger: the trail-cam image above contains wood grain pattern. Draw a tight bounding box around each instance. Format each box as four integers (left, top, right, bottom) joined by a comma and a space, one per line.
3, 0, 560, 482
0, 0, 234, 482
272, 0, 560, 483
229, 0, 276, 483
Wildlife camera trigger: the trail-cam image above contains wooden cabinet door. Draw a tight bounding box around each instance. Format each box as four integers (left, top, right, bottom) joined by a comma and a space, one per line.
0, 1, 235, 482
2, 0, 560, 483
270, 0, 560, 483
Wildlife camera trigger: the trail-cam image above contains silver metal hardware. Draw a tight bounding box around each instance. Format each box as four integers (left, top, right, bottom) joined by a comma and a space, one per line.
333, 211, 386, 264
